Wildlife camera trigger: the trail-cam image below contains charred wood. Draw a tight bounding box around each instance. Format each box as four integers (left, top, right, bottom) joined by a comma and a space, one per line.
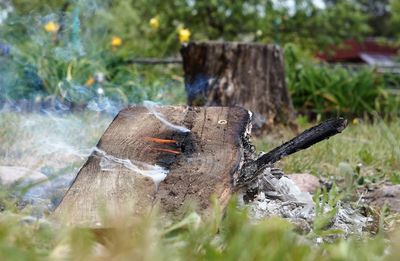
236, 118, 347, 187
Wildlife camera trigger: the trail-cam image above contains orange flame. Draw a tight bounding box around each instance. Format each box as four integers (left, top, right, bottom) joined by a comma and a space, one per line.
152, 148, 181, 155
144, 136, 177, 144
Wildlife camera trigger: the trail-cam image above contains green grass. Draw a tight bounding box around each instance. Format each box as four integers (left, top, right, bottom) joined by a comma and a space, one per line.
0, 196, 399, 260
255, 117, 400, 187
1, 115, 400, 260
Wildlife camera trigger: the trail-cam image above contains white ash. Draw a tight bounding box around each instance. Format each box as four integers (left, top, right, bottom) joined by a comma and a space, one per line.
242, 167, 371, 237
329, 202, 372, 236
244, 167, 314, 220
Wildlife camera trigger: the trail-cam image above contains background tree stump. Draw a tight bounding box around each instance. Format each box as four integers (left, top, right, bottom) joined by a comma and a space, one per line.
181, 41, 296, 134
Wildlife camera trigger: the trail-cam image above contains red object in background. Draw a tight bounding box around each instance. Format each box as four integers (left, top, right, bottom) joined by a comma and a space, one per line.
317, 39, 399, 66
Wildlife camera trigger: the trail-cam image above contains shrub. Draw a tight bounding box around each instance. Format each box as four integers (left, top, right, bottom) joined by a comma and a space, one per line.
0, 1, 185, 105
284, 43, 400, 119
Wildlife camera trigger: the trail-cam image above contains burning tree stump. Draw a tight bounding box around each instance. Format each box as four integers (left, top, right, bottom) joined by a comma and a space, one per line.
54, 103, 347, 228
181, 41, 296, 134
54, 105, 251, 226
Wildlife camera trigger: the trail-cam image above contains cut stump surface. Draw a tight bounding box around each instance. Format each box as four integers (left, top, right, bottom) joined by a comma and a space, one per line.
55, 106, 251, 226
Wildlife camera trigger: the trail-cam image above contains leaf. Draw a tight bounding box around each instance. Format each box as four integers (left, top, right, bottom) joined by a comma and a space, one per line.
318, 92, 338, 105
358, 149, 374, 165
390, 172, 400, 185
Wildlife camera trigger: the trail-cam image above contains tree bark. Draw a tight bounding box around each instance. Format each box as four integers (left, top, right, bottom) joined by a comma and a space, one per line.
181, 41, 296, 134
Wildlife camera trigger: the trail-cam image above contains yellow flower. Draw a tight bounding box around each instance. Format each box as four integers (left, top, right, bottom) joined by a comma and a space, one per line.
149, 17, 160, 29
352, 118, 359, 125
44, 21, 59, 33
111, 36, 123, 47
178, 28, 191, 44
85, 76, 95, 86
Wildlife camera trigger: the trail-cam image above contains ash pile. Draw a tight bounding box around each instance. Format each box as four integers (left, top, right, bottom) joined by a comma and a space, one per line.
236, 118, 372, 238
241, 167, 371, 238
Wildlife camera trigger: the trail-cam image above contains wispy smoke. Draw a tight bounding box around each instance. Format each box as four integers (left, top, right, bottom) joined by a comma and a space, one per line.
94, 147, 168, 188
143, 100, 190, 133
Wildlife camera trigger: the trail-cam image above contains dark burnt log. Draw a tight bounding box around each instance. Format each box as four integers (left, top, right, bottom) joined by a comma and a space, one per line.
181, 41, 296, 134
236, 118, 347, 187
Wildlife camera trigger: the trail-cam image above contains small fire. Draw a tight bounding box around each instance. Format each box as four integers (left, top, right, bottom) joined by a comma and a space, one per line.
144, 136, 177, 144
145, 136, 181, 155
151, 148, 181, 155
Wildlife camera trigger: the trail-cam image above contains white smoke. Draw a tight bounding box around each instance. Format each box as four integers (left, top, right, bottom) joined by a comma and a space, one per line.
143, 100, 190, 133
94, 147, 168, 188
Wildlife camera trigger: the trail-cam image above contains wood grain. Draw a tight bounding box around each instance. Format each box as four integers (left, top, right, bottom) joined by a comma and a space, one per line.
54, 106, 251, 226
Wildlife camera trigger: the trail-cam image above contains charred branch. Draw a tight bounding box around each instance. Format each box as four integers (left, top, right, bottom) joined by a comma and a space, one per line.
236, 118, 347, 187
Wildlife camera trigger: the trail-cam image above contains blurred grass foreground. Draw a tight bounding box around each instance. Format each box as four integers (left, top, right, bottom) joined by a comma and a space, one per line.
1, 0, 400, 260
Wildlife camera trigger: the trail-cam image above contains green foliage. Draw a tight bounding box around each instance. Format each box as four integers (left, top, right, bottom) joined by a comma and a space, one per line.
390, 0, 400, 40
390, 171, 400, 184
325, 0, 392, 38
0, 0, 396, 109
312, 185, 344, 237
260, 0, 370, 49
6, 0, 373, 54
127, 0, 370, 52
284, 43, 400, 118
0, 0, 186, 103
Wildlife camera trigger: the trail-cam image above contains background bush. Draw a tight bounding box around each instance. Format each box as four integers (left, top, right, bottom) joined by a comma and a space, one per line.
284, 43, 400, 119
